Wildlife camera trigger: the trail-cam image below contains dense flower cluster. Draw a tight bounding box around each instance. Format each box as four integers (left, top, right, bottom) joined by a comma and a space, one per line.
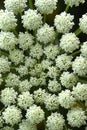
0, 0, 87, 130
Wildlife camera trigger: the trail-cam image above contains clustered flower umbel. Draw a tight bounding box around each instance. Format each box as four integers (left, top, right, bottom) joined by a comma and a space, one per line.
0, 0, 87, 130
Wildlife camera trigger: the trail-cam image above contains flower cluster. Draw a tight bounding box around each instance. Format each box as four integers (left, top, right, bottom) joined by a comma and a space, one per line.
0, 0, 87, 130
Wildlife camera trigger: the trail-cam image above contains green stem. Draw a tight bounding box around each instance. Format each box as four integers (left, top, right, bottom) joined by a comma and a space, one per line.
70, 50, 80, 56
0, 50, 9, 57
10, 66, 16, 70
78, 78, 87, 83
55, 31, 59, 39
13, 30, 18, 37
65, 4, 69, 12
29, 0, 34, 9
34, 30, 37, 43
0, 107, 5, 113
77, 101, 86, 109
19, 11, 22, 16
44, 14, 46, 24
75, 28, 82, 36
64, 124, 68, 130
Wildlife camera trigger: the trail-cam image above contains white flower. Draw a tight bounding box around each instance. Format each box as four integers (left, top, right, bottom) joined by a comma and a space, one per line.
0, 57, 11, 73
17, 91, 34, 110
44, 94, 59, 111
30, 43, 43, 59
2, 126, 14, 130
54, 12, 74, 33
60, 33, 80, 53
0, 115, 3, 127
0, 74, 3, 85
46, 112, 65, 130
33, 88, 47, 104
44, 44, 59, 60
25, 57, 37, 68
16, 65, 28, 77
38, 72, 47, 86
67, 108, 87, 127
2, 106, 22, 125
0, 31, 18, 51
9, 49, 24, 65
47, 66, 60, 79
41, 60, 52, 70
48, 80, 61, 92
64, 0, 85, 7
5, 73, 20, 88
26, 105, 44, 124
58, 90, 76, 109
0, 10, 17, 31
81, 41, 87, 57
18, 32, 34, 50
4, 0, 27, 14
79, 13, 87, 34
29, 63, 43, 76
35, 0, 57, 14
56, 54, 72, 71
72, 56, 87, 76
19, 79, 32, 92
1, 88, 17, 106
37, 24, 56, 44
72, 82, 87, 101
18, 119, 37, 130
22, 9, 42, 30
29, 77, 40, 87
60, 71, 78, 89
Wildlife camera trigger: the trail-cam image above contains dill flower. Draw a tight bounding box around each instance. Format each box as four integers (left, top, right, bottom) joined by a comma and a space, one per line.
0, 57, 11, 73
64, 0, 85, 7
2, 106, 22, 125
35, 0, 58, 14
26, 105, 45, 124
36, 24, 56, 44
67, 108, 87, 127
22, 9, 42, 30
4, 0, 27, 14
58, 90, 76, 109
46, 112, 65, 130
2, 126, 14, 130
18, 119, 37, 130
9, 49, 24, 65
0, 10, 17, 31
1, 87, 17, 106
5, 73, 20, 88
18, 32, 34, 50
56, 54, 72, 71
0, 31, 18, 51
33, 88, 47, 104
72, 82, 87, 101
60, 71, 78, 89
60, 33, 80, 53
19, 79, 32, 92
79, 13, 87, 34
48, 79, 61, 93
80, 41, 87, 58
30, 43, 43, 59
44, 94, 59, 111
17, 91, 34, 110
54, 12, 74, 33
72, 56, 87, 76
